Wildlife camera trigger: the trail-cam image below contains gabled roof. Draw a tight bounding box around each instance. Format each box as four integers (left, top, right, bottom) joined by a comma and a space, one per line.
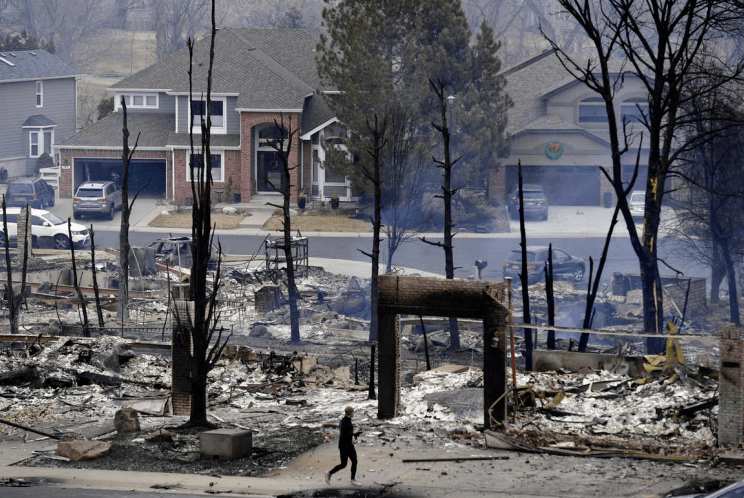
300, 93, 337, 138
113, 28, 327, 112
0, 50, 82, 83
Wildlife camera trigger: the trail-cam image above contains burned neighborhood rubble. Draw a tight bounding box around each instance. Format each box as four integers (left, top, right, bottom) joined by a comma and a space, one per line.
0, 245, 739, 495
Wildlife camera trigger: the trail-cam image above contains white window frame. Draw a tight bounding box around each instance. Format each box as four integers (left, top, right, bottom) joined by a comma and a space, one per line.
35, 80, 43, 107
28, 128, 54, 158
187, 151, 224, 183
189, 97, 226, 134
29, 131, 40, 157
115, 92, 159, 110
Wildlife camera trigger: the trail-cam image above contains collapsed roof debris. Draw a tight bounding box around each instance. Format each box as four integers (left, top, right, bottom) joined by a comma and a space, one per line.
0, 245, 734, 478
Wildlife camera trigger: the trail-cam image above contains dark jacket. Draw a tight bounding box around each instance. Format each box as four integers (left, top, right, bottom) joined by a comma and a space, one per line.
338, 415, 354, 447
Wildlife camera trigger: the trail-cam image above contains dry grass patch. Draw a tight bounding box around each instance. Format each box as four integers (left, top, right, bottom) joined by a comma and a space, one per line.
263, 213, 371, 232
149, 212, 246, 230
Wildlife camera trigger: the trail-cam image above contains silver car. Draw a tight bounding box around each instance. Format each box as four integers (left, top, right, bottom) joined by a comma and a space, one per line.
73, 181, 123, 220
629, 190, 645, 221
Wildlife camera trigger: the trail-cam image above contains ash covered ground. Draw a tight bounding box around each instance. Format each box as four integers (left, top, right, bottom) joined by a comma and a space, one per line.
0, 258, 740, 496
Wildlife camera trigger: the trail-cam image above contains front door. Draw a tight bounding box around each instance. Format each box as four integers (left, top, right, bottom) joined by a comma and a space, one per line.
256, 150, 284, 192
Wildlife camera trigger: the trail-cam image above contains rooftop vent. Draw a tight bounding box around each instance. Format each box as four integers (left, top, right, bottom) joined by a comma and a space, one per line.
0, 56, 16, 67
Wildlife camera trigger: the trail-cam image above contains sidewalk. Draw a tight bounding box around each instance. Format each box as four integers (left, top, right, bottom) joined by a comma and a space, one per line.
51, 196, 631, 239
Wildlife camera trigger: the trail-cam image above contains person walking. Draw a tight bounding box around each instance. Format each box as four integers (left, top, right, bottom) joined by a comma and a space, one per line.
325, 406, 361, 486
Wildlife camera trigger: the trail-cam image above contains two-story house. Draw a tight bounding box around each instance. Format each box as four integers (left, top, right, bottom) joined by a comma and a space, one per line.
498, 49, 649, 207
0, 50, 82, 180
56, 28, 348, 204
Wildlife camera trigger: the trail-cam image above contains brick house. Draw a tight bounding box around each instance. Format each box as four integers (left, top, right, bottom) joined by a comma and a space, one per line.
55, 28, 348, 204
0, 50, 82, 179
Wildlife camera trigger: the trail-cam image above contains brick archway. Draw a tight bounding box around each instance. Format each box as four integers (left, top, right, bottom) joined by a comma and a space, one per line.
377, 275, 509, 427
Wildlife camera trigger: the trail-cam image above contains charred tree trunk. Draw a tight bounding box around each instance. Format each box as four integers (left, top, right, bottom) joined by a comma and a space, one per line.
266, 114, 300, 344
89, 226, 105, 327
69, 220, 89, 337
517, 163, 533, 370
421, 80, 459, 350
545, 246, 555, 350
579, 201, 621, 351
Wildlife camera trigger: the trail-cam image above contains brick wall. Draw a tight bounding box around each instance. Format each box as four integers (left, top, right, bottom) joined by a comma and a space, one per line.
719, 324, 744, 446
377, 275, 508, 426
171, 301, 194, 416
241, 112, 301, 202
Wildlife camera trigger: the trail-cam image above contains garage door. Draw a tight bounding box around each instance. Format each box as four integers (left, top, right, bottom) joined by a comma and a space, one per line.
73, 158, 166, 198
505, 165, 600, 206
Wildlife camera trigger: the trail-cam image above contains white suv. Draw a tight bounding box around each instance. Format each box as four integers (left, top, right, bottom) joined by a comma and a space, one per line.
73, 181, 123, 220
0, 208, 90, 249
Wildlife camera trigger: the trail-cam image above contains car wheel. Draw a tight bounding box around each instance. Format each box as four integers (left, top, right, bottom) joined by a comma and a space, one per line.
73, 211, 81, 220
53, 234, 70, 250
0, 231, 5, 246
573, 266, 585, 282
48, 196, 55, 207
107, 204, 115, 220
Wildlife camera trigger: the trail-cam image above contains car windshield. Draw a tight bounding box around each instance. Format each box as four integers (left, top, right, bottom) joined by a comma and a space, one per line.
77, 188, 104, 197
42, 212, 66, 226
523, 191, 544, 199
631, 193, 644, 203
9, 185, 33, 194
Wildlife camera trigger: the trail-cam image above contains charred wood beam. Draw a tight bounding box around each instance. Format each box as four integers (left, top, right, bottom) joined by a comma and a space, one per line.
0, 417, 63, 440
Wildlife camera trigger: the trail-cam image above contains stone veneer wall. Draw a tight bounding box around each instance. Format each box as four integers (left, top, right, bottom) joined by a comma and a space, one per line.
719, 324, 744, 446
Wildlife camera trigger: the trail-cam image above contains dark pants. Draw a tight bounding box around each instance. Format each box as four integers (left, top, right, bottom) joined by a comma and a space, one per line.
329, 444, 357, 480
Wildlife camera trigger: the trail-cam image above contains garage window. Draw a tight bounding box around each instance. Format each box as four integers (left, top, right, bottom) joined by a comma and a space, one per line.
188, 152, 224, 182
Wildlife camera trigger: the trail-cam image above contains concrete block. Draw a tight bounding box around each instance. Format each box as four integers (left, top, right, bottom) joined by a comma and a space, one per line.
200, 429, 252, 460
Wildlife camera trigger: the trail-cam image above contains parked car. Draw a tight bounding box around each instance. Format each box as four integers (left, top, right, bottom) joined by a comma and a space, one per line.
629, 190, 645, 221
507, 184, 549, 220
73, 181, 123, 220
149, 236, 219, 270
0, 207, 89, 249
5, 177, 55, 208
502, 246, 585, 285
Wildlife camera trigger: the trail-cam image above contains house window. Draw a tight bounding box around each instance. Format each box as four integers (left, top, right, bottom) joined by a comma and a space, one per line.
29, 131, 39, 157
578, 97, 608, 123
43, 130, 52, 155
115, 92, 159, 109
28, 129, 54, 158
621, 98, 648, 124
36, 81, 43, 107
187, 152, 224, 182
190, 98, 225, 133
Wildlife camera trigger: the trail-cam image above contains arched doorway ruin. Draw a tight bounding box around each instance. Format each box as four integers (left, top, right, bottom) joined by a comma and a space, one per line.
377, 275, 509, 427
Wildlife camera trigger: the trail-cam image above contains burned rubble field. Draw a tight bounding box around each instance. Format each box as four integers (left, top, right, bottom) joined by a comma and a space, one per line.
0, 258, 740, 494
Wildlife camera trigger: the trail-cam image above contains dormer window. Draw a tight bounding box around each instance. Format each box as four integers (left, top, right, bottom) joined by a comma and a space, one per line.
578, 97, 608, 123
190, 98, 225, 134
36, 81, 43, 107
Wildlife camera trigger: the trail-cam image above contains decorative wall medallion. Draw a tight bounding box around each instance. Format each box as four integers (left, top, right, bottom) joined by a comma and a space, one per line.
545, 141, 563, 160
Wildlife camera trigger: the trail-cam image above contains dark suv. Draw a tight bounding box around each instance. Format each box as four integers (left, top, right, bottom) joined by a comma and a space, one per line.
503, 246, 585, 285
507, 184, 549, 220
5, 177, 55, 208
